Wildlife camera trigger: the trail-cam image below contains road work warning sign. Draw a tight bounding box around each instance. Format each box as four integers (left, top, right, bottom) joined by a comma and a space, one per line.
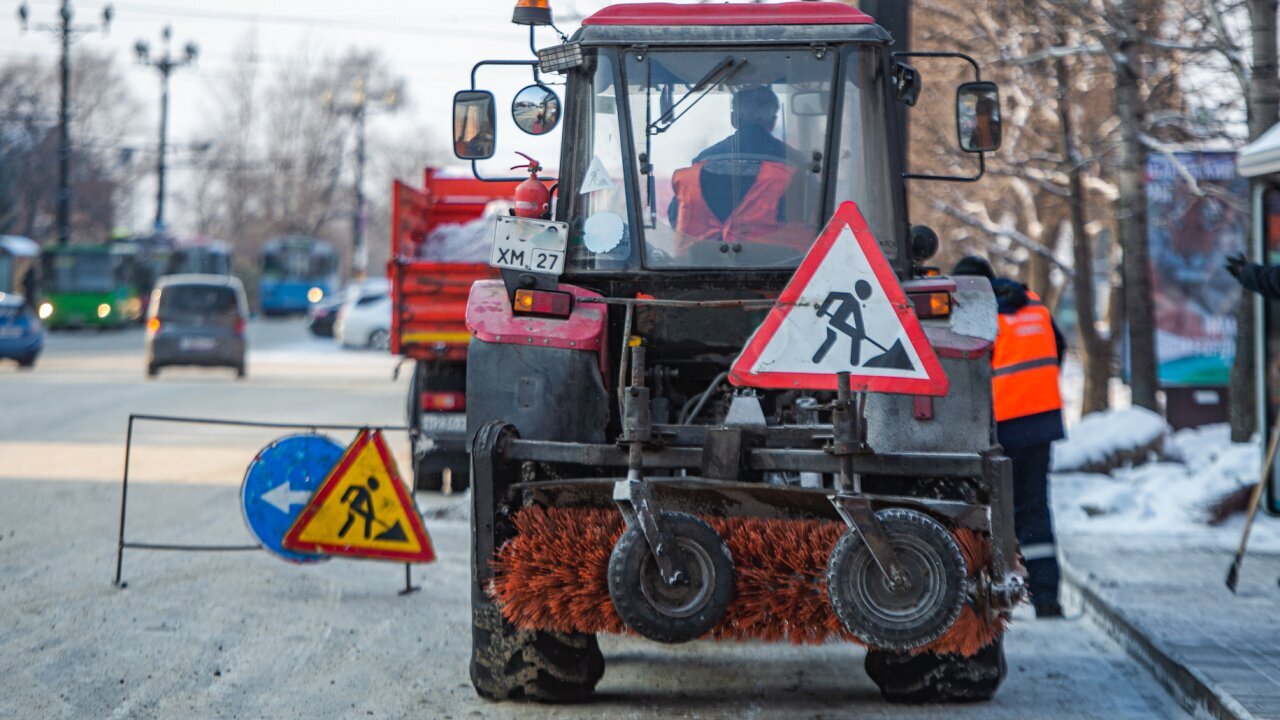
283, 429, 436, 563
729, 201, 948, 396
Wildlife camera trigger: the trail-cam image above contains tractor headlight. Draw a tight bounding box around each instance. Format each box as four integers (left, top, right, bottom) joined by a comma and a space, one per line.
97, 303, 112, 318
38, 302, 53, 319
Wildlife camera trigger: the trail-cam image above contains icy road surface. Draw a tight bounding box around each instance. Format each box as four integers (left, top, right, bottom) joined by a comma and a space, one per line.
0, 322, 1188, 719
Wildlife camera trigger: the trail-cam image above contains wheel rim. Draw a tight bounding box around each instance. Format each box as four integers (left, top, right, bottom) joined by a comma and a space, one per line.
844, 534, 947, 628
637, 537, 715, 619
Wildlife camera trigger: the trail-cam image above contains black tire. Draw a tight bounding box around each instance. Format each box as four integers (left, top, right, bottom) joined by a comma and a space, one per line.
146, 363, 159, 378
607, 512, 734, 643
470, 603, 605, 703
17, 354, 36, 369
414, 463, 444, 492
368, 328, 390, 351
865, 637, 1007, 703
235, 363, 247, 379
827, 508, 966, 651
446, 465, 471, 493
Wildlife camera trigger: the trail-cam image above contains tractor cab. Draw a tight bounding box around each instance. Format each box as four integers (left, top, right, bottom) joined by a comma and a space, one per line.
454, 1, 1000, 368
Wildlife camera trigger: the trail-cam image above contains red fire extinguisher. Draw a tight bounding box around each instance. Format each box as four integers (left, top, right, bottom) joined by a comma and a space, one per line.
511, 152, 550, 219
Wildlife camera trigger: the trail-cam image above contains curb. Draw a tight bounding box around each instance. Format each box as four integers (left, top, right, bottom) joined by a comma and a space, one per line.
1062, 563, 1258, 720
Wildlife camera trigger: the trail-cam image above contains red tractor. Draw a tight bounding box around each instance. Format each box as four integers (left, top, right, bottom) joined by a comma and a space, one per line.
457, 0, 1022, 704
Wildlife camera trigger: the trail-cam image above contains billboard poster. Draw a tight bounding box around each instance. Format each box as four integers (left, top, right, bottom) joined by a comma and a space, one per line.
1146, 152, 1247, 387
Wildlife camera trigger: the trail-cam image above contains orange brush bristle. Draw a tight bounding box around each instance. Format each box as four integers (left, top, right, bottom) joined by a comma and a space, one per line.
489, 506, 1009, 656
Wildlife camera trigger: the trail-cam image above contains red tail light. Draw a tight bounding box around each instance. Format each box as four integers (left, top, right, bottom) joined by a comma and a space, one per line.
235, 318, 246, 335
512, 288, 573, 318
421, 391, 466, 412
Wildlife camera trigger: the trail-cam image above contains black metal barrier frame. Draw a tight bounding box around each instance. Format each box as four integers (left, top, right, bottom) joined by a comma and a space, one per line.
114, 414, 414, 592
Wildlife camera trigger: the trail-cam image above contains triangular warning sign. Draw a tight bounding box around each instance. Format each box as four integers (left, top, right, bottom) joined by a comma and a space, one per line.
729, 202, 948, 396
283, 429, 436, 563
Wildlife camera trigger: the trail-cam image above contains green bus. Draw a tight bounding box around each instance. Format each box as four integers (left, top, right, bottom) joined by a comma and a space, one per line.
39, 244, 143, 329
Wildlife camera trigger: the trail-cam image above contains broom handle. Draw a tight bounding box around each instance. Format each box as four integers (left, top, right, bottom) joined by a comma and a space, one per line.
1235, 414, 1280, 560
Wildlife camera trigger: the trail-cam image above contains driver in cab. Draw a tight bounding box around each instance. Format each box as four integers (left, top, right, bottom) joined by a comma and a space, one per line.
668, 85, 811, 257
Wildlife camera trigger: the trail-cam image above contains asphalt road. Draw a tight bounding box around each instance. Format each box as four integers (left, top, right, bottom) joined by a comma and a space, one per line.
0, 321, 1190, 719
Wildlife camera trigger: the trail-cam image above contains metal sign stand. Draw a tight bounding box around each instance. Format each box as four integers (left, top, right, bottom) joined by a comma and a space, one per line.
113, 414, 419, 594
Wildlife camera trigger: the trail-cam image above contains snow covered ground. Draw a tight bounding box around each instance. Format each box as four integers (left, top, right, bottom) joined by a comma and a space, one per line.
1051, 357, 1280, 552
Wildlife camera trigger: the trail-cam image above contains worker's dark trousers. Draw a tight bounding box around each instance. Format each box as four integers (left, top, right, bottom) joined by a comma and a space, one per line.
1004, 443, 1060, 606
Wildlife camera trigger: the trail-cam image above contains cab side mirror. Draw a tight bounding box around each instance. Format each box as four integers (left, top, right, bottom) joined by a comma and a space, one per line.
957, 81, 1001, 153
511, 84, 561, 136
892, 62, 921, 107
453, 90, 497, 160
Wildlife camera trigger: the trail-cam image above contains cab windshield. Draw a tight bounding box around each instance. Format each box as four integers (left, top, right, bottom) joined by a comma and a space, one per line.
632, 49, 833, 269
565, 46, 896, 271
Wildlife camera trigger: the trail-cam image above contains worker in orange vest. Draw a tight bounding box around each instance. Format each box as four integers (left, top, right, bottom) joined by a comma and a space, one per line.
954, 256, 1066, 618
668, 86, 811, 255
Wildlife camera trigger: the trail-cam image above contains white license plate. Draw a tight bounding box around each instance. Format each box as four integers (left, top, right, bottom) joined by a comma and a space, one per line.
180, 337, 216, 351
419, 413, 466, 434
490, 215, 568, 275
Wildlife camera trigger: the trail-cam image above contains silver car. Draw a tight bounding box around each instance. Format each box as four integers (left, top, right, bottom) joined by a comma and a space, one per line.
146, 274, 248, 378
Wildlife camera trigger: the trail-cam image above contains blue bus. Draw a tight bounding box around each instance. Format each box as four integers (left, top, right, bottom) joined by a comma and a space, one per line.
259, 236, 340, 316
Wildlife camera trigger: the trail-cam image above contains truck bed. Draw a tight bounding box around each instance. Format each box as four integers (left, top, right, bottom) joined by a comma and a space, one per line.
390, 169, 521, 361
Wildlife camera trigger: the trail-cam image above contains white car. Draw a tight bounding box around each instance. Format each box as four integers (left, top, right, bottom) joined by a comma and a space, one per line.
334, 282, 392, 350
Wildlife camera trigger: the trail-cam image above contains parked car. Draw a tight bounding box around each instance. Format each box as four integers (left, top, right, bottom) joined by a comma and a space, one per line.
146, 274, 249, 378
0, 293, 43, 368
335, 282, 392, 350
307, 289, 351, 338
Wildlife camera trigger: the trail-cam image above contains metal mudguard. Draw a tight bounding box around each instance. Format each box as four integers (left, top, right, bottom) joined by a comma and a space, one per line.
466, 341, 610, 446
867, 276, 998, 454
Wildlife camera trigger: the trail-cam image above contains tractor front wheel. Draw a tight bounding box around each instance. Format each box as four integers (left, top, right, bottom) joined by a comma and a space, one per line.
864, 638, 1007, 703
470, 604, 605, 703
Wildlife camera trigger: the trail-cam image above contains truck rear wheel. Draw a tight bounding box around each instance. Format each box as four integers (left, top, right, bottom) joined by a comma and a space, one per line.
470, 603, 605, 702
864, 638, 1007, 703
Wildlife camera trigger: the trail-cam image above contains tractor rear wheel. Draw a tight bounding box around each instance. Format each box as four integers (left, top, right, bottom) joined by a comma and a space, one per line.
470, 603, 605, 702
864, 638, 1007, 703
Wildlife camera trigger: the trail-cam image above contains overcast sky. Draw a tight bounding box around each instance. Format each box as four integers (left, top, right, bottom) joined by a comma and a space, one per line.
0, 0, 610, 234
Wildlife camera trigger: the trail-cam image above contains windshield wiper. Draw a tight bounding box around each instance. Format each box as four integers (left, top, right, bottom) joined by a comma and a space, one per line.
647, 56, 748, 136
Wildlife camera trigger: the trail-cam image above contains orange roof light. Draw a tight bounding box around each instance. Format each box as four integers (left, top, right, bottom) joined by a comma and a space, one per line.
513, 0, 552, 26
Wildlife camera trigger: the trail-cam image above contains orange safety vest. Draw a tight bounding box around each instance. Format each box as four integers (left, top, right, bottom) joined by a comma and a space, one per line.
670, 161, 809, 253
991, 297, 1063, 422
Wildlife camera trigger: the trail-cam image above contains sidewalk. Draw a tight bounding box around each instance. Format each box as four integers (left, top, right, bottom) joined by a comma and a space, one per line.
1062, 539, 1280, 720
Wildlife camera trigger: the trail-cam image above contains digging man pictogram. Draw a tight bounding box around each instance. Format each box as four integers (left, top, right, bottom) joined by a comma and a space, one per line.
339, 477, 381, 540
812, 281, 888, 365
810, 281, 916, 371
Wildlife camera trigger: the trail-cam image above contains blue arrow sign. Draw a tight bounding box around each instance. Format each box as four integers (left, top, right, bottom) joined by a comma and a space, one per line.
241, 434, 345, 564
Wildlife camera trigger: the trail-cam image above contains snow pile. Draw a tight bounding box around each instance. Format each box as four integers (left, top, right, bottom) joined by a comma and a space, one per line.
1051, 406, 1168, 473
417, 200, 511, 263
1053, 423, 1280, 551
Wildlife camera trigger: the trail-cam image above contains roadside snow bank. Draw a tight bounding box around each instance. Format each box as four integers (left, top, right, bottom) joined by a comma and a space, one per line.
1052, 423, 1280, 551
1052, 406, 1168, 473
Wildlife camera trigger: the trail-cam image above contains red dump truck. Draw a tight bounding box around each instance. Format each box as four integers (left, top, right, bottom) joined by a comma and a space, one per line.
389, 168, 519, 492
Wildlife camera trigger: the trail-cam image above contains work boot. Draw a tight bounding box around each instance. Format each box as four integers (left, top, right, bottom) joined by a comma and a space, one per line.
1034, 600, 1063, 618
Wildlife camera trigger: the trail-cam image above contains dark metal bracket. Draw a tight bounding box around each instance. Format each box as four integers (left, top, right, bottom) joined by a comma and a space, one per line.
613, 345, 688, 586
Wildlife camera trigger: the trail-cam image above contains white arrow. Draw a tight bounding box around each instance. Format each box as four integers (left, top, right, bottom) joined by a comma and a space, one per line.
261, 482, 313, 513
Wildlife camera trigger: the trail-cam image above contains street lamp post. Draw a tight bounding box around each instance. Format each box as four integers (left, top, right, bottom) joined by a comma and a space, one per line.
135, 26, 197, 234
17, 0, 113, 246
324, 78, 399, 280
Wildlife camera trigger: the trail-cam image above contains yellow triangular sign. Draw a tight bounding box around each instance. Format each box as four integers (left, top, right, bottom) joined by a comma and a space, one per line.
283, 429, 435, 563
